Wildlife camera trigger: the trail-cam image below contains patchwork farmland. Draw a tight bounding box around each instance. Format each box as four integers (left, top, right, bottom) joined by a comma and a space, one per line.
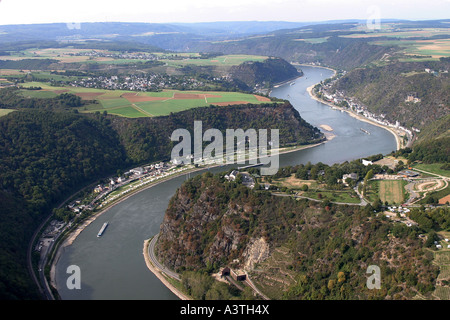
19, 82, 272, 117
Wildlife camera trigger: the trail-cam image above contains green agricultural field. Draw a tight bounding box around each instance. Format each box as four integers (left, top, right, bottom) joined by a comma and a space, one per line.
373, 38, 450, 59
294, 37, 329, 44
339, 27, 450, 60
99, 98, 132, 109
16, 82, 272, 118
107, 106, 148, 118
0, 109, 16, 117
161, 54, 268, 67
19, 89, 59, 99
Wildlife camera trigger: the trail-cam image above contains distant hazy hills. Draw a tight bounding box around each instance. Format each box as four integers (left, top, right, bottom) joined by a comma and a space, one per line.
0, 19, 416, 51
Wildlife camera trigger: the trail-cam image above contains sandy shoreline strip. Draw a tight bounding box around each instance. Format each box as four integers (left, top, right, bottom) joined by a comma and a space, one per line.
143, 239, 190, 300
307, 84, 402, 150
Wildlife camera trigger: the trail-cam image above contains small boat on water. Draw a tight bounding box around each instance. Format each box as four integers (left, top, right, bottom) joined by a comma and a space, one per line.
97, 222, 108, 237
360, 128, 370, 135
290, 82, 295, 86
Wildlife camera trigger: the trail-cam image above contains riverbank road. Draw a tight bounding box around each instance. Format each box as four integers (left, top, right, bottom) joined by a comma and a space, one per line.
148, 234, 181, 281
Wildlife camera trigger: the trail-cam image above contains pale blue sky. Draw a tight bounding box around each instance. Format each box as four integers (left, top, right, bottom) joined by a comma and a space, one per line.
0, 0, 448, 25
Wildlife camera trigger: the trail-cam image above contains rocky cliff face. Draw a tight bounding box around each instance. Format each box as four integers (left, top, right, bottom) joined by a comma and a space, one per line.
242, 237, 270, 270
156, 184, 249, 271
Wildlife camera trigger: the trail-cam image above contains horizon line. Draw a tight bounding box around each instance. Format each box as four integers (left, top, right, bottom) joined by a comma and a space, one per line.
1, 17, 449, 27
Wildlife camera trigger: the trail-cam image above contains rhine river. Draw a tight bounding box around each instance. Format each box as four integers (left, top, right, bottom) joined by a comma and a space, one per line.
55, 65, 396, 299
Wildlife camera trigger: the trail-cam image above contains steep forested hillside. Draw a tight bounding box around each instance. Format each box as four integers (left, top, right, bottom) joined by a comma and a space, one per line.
331, 59, 450, 164
109, 101, 323, 164
333, 59, 450, 130
0, 111, 128, 299
406, 114, 450, 163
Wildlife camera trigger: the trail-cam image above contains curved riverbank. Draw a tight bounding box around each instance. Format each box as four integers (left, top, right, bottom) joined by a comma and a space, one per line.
143, 238, 190, 300
306, 84, 402, 151
294, 63, 337, 76
49, 141, 326, 295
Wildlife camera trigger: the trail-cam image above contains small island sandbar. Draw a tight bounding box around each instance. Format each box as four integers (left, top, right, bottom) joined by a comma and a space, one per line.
320, 124, 333, 131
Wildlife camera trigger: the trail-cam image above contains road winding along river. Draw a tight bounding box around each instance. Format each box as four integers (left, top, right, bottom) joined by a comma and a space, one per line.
55, 65, 396, 300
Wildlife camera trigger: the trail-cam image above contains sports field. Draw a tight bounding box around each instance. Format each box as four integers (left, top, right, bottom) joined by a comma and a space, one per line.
379, 180, 405, 204
19, 82, 272, 117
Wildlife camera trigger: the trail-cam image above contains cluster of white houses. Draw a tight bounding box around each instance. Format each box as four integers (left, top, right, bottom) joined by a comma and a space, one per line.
317, 80, 415, 139
68, 162, 173, 214
69, 74, 207, 91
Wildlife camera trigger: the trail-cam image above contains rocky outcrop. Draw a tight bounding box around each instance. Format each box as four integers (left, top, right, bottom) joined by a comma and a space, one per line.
242, 237, 270, 271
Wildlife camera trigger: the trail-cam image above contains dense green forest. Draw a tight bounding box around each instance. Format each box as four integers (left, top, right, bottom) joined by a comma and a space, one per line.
0, 59, 59, 70
229, 57, 302, 89
156, 171, 440, 300
0, 111, 128, 299
0, 97, 319, 299
108, 101, 323, 164
0, 87, 86, 110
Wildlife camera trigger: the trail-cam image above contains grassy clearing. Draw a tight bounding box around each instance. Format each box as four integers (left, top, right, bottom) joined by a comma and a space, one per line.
294, 37, 329, 44
270, 175, 319, 189
0, 109, 16, 117
413, 163, 450, 178
99, 98, 132, 109
107, 106, 148, 118
19, 89, 59, 99
303, 190, 361, 204
0, 69, 25, 76
269, 175, 360, 204
161, 54, 268, 67
365, 180, 380, 203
